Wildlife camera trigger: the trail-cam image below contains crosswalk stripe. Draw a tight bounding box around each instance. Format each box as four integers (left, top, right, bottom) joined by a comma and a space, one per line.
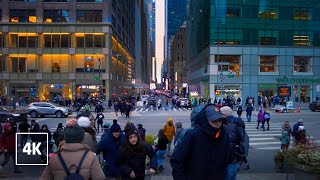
250, 138, 275, 141
179, 108, 183, 111
174, 108, 177, 111
140, 108, 143, 112
134, 109, 138, 112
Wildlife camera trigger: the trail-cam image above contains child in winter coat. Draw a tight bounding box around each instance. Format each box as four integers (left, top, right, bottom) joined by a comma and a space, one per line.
280, 131, 290, 151
256, 110, 265, 131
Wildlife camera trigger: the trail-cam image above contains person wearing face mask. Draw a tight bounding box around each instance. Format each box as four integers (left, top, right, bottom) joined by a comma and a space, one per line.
96, 119, 124, 179
119, 126, 157, 180
170, 104, 229, 180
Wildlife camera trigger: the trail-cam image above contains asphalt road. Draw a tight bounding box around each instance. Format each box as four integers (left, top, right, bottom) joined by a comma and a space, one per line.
2, 107, 320, 179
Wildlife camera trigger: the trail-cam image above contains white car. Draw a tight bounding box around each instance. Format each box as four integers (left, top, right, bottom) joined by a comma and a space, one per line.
27, 102, 70, 118
274, 105, 286, 113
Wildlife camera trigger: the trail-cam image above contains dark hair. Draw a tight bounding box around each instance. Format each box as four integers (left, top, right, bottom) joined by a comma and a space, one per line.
121, 133, 147, 158
157, 129, 165, 138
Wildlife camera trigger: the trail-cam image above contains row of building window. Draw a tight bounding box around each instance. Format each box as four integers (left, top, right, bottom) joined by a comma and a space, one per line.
217, 6, 319, 20
7, 10, 102, 23
3, 0, 102, 2
0, 34, 106, 48
215, 55, 313, 73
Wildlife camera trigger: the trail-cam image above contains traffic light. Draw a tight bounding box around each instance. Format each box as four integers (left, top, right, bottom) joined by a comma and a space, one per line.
236, 70, 240, 77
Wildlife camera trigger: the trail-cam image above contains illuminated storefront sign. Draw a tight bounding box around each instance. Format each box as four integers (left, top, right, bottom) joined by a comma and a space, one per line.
276, 77, 320, 83
278, 86, 291, 97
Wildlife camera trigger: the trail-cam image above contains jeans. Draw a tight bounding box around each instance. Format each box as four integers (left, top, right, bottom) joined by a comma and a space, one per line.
157, 150, 166, 167
20, 135, 28, 149
225, 162, 240, 180
246, 114, 251, 122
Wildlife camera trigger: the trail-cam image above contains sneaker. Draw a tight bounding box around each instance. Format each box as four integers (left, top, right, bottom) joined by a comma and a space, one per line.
256, 126, 258, 129
14, 169, 23, 173
245, 164, 250, 170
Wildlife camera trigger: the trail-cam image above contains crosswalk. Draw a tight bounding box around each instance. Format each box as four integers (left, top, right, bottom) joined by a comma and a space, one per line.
133, 107, 191, 112
245, 122, 320, 150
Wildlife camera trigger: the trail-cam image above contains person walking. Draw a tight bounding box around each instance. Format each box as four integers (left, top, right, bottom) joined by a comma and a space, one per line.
96, 120, 124, 179
264, 109, 270, 130
163, 118, 175, 157
174, 122, 183, 146
95, 101, 104, 113
114, 101, 120, 117
256, 110, 265, 131
40, 121, 105, 180
170, 105, 229, 180
30, 119, 40, 142
95, 111, 104, 133
246, 103, 254, 122
77, 116, 97, 152
119, 126, 157, 179
137, 124, 146, 141
292, 119, 304, 145
280, 131, 290, 151
53, 123, 64, 147
0, 123, 23, 173
125, 102, 132, 119
38, 124, 53, 163
18, 119, 30, 149
155, 129, 168, 173
237, 105, 243, 118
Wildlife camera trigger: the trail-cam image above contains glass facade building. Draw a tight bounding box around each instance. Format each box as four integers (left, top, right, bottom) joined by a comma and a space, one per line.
0, 0, 135, 101
168, 0, 187, 39
187, 0, 320, 104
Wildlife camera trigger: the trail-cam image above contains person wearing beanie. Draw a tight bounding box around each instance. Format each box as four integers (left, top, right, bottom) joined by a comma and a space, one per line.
77, 116, 97, 152
163, 118, 175, 157
96, 119, 124, 179
53, 123, 65, 147
100, 122, 111, 140
171, 104, 229, 180
119, 126, 157, 179
137, 124, 146, 141
41, 122, 105, 180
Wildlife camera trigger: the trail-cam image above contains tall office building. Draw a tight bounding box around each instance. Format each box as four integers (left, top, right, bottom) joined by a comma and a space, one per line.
167, 0, 187, 39
0, 0, 135, 101
187, 0, 320, 104
155, 0, 167, 84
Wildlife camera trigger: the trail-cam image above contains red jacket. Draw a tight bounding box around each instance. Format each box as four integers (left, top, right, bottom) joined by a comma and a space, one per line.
0, 124, 16, 153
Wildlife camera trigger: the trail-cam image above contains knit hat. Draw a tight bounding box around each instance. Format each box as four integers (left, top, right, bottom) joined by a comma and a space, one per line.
77, 116, 91, 128
137, 124, 143, 129
298, 119, 303, 123
110, 119, 121, 133
57, 123, 63, 129
220, 106, 233, 117
64, 124, 85, 143
205, 105, 225, 122
167, 118, 173, 123
125, 126, 139, 138
104, 122, 111, 128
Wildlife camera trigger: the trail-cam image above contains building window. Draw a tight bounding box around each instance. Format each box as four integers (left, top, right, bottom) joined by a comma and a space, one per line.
76, 10, 102, 22
77, 0, 102, 2
9, 34, 38, 48
43, 10, 69, 23
52, 63, 60, 73
293, 32, 312, 46
75, 33, 105, 48
10, 0, 37, 2
258, 8, 278, 19
259, 56, 277, 72
0, 34, 3, 48
0, 56, 5, 72
215, 55, 240, 72
226, 7, 240, 17
43, 0, 69, 2
259, 30, 278, 45
11, 57, 26, 73
10, 9, 36, 23
43, 34, 70, 48
293, 9, 312, 20
294, 56, 312, 72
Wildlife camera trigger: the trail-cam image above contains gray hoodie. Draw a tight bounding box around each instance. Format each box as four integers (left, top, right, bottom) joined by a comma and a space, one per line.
174, 122, 184, 145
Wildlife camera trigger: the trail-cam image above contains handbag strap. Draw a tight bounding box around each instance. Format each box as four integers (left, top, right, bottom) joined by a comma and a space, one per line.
57, 150, 89, 175
57, 153, 71, 176
76, 150, 89, 173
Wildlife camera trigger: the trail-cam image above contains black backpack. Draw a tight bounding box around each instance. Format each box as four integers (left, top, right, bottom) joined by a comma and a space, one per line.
57, 150, 89, 180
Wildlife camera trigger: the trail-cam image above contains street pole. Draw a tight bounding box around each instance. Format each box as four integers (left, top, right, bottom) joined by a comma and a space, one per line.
98, 57, 101, 99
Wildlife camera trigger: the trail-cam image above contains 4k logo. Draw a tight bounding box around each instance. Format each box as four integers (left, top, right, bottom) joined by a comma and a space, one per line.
15, 132, 49, 166
23, 142, 42, 155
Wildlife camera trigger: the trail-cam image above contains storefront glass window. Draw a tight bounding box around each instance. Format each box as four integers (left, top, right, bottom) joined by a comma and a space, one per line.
294, 85, 311, 103
75, 34, 105, 48
259, 56, 277, 72
294, 56, 312, 72
43, 34, 70, 48
9, 34, 38, 48
215, 55, 240, 72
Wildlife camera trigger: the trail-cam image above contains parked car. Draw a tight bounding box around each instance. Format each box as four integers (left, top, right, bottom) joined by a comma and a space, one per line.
274, 105, 287, 113
179, 98, 189, 108
309, 101, 320, 111
27, 102, 71, 118
0, 107, 28, 123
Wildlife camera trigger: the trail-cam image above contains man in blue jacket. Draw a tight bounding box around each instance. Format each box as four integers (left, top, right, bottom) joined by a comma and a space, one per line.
170, 104, 229, 180
96, 120, 124, 179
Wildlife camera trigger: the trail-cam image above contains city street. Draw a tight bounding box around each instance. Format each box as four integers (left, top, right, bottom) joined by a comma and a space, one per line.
2, 107, 320, 179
